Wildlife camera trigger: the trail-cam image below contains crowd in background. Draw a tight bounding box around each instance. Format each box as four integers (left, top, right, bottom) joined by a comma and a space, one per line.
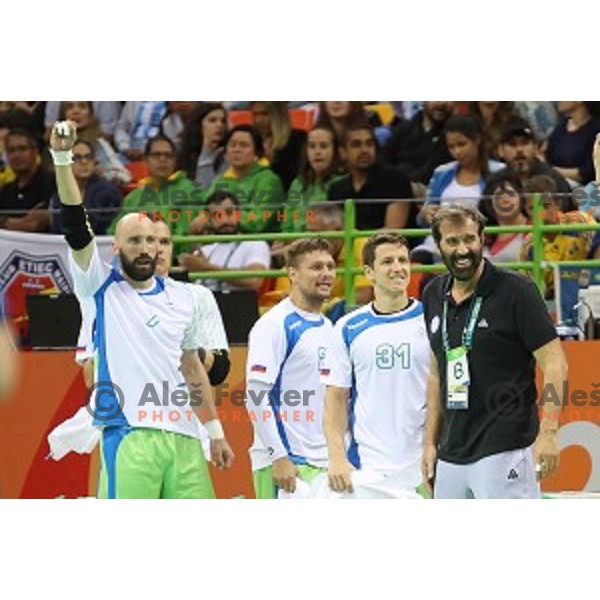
1, 100, 599, 309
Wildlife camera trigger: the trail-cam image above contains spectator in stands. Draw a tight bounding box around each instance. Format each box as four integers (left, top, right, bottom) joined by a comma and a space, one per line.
496, 117, 571, 198
515, 102, 559, 143
275, 203, 373, 320
521, 174, 595, 297
546, 101, 600, 185
114, 101, 168, 161
316, 102, 366, 142
0, 108, 35, 187
49, 140, 122, 235
107, 135, 204, 253
412, 116, 503, 263
587, 134, 600, 259
284, 125, 343, 234
0, 128, 55, 232
418, 115, 504, 229
327, 121, 413, 230
178, 191, 270, 292
180, 103, 228, 189
205, 125, 285, 233
250, 101, 307, 191
469, 101, 516, 160
480, 176, 528, 263
45, 101, 121, 142
159, 101, 199, 152
58, 102, 130, 185
382, 101, 454, 193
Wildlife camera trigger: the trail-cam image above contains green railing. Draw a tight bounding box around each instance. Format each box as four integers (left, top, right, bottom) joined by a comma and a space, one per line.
173, 197, 600, 308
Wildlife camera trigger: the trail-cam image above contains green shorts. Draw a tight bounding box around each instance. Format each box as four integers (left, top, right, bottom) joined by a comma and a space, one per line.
253, 463, 325, 499
98, 427, 215, 499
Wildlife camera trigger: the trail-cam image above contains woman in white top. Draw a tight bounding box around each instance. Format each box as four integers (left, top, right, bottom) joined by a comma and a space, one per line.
412, 115, 503, 260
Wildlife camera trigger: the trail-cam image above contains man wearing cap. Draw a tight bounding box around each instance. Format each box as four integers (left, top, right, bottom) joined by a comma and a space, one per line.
495, 117, 571, 196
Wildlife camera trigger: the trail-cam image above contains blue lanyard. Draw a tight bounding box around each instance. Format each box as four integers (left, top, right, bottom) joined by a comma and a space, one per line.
442, 295, 483, 353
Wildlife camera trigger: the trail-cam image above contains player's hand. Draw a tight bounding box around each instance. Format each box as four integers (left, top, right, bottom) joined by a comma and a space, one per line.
210, 438, 235, 470
422, 443, 437, 496
328, 457, 355, 493
534, 430, 559, 480
178, 251, 211, 272
50, 120, 77, 152
272, 457, 299, 493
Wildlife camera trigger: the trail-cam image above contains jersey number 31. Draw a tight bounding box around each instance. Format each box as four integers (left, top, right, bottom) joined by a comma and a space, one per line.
375, 343, 410, 369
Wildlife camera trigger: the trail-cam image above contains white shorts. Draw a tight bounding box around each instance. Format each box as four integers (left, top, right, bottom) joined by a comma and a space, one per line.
434, 445, 541, 499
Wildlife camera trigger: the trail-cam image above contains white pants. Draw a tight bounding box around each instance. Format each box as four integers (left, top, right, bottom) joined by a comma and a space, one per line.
434, 445, 541, 499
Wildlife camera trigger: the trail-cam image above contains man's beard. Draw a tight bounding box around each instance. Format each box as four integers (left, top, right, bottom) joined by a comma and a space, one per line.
215, 224, 239, 235
120, 251, 157, 281
441, 248, 483, 282
512, 157, 531, 177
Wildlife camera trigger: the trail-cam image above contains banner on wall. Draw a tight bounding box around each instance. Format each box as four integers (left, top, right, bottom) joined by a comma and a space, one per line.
0, 230, 114, 345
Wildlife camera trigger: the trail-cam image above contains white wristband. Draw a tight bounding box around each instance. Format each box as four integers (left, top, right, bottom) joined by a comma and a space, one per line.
204, 419, 225, 440
50, 149, 74, 166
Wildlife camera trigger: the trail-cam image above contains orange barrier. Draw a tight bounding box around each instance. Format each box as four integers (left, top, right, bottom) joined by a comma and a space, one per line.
1, 342, 598, 497
228, 108, 316, 132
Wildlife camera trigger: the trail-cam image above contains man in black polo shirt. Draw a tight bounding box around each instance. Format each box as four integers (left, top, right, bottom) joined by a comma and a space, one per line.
382, 101, 454, 187
421, 205, 568, 499
0, 128, 55, 232
327, 122, 413, 231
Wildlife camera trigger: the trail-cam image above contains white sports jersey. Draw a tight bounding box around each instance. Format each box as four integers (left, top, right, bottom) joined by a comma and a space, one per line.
75, 279, 229, 363
69, 245, 206, 439
324, 300, 430, 479
201, 241, 271, 292
167, 279, 229, 350
246, 297, 333, 471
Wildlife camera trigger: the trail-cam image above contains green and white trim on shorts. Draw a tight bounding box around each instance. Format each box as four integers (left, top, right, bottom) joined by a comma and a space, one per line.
253, 464, 326, 499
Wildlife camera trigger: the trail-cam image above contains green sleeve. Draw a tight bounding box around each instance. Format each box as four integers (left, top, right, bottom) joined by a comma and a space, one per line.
244, 170, 285, 233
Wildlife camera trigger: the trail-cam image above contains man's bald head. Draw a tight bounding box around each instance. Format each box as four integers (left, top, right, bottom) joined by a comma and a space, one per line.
114, 213, 155, 246
114, 214, 158, 282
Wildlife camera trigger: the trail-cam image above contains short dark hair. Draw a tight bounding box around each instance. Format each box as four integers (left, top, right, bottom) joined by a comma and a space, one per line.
206, 190, 240, 207
362, 232, 409, 267
224, 124, 264, 158
339, 119, 375, 147
145, 134, 177, 156
431, 204, 487, 245
6, 128, 38, 149
286, 237, 333, 268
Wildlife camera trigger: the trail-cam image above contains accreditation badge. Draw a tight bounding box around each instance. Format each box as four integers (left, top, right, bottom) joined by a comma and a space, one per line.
446, 345, 470, 410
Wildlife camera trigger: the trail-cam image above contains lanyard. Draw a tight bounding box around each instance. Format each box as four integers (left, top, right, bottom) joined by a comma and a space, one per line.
207, 243, 241, 292
442, 295, 482, 353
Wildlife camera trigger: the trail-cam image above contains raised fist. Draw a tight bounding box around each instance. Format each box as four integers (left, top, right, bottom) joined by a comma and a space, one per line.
50, 120, 78, 152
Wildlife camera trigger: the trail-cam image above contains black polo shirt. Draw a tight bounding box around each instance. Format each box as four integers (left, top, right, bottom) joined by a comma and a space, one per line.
327, 162, 412, 230
421, 259, 557, 464
0, 166, 56, 217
